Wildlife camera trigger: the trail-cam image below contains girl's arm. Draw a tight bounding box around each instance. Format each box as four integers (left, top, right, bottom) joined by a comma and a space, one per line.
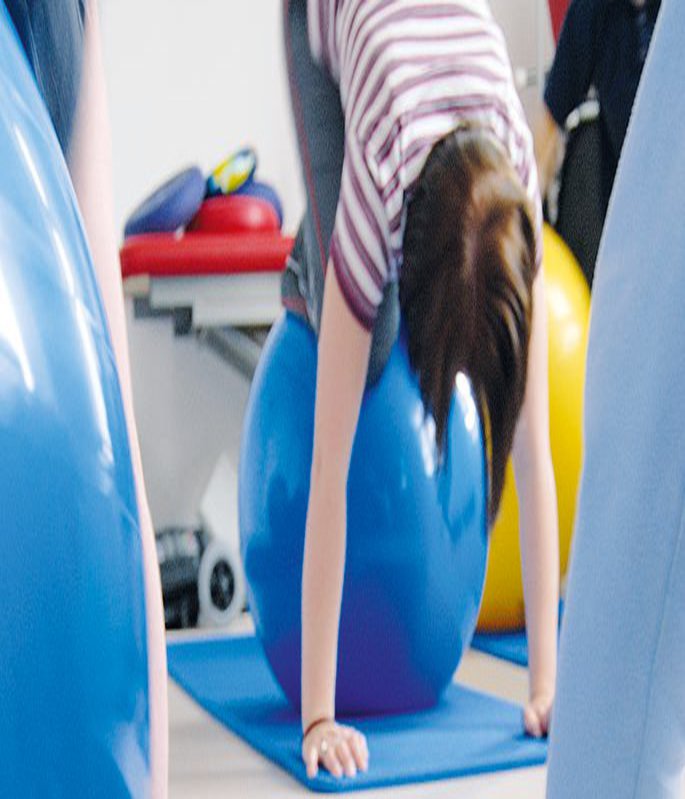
301, 265, 372, 779
67, 4, 168, 793
511, 270, 559, 737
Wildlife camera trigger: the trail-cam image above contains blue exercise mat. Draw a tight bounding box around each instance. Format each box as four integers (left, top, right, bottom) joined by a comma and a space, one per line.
471, 602, 565, 667
471, 630, 530, 667
167, 636, 547, 793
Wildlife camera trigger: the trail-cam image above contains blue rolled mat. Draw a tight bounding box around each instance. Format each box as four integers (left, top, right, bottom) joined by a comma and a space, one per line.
167, 636, 547, 793
124, 166, 205, 237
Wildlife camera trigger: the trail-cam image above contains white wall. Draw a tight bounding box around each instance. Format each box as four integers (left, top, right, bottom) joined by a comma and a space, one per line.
102, 0, 304, 528
102, 0, 305, 234
101, 1, 552, 528
490, 0, 555, 121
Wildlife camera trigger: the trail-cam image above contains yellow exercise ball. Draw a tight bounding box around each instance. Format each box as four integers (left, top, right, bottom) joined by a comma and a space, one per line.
477, 224, 590, 631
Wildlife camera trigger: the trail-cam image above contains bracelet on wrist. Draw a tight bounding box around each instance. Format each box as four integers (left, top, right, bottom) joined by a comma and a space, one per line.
302, 716, 333, 741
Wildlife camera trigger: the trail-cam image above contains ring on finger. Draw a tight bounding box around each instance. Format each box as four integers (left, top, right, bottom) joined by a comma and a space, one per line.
320, 739, 329, 756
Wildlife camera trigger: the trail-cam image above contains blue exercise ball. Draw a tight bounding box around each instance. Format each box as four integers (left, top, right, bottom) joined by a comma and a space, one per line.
239, 312, 488, 715
0, 9, 149, 797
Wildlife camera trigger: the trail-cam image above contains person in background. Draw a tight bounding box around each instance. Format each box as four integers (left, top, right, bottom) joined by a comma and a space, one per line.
535, 0, 661, 284
4, 2, 168, 795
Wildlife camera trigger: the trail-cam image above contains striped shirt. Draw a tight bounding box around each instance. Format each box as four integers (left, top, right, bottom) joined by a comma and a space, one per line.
308, 0, 542, 329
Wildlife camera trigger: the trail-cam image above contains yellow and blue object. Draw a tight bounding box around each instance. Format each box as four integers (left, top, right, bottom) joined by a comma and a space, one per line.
207, 147, 258, 196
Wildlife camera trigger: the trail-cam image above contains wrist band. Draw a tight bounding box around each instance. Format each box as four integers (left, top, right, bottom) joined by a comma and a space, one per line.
302, 716, 332, 741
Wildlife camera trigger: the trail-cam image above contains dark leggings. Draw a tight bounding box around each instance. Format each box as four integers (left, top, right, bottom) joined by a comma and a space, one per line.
282, 0, 400, 384
4, 0, 85, 155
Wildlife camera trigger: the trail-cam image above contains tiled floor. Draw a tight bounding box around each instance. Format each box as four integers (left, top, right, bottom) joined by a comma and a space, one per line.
168, 617, 547, 798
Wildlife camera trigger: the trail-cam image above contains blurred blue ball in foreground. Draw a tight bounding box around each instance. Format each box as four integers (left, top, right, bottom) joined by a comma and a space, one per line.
240, 312, 488, 715
0, 8, 149, 796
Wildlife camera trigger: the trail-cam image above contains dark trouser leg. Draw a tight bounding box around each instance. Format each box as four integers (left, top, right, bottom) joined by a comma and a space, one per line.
4, 0, 85, 155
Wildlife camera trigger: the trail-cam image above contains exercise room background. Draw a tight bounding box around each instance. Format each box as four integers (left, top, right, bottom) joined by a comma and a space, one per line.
100, 0, 554, 531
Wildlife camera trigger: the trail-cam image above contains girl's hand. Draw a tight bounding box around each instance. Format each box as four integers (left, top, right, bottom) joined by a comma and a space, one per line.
302, 719, 369, 779
523, 691, 554, 738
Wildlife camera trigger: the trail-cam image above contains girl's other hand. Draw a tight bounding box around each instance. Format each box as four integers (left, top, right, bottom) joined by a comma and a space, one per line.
523, 691, 554, 738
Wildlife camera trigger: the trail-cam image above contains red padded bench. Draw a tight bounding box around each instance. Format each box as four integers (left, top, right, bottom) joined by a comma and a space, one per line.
120, 231, 294, 328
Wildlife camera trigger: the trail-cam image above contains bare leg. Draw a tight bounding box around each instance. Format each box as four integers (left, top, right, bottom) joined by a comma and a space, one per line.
68, 4, 168, 796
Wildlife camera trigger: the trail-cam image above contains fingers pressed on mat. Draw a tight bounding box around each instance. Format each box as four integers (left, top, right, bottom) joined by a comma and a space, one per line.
322, 746, 343, 778
336, 739, 357, 777
524, 705, 543, 738
347, 731, 369, 771
305, 745, 319, 779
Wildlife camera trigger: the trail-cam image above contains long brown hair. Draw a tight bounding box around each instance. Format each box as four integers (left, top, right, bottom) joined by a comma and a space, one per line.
400, 125, 537, 524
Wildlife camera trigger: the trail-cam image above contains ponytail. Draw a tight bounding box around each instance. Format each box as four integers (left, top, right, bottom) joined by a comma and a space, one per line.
400, 126, 537, 524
